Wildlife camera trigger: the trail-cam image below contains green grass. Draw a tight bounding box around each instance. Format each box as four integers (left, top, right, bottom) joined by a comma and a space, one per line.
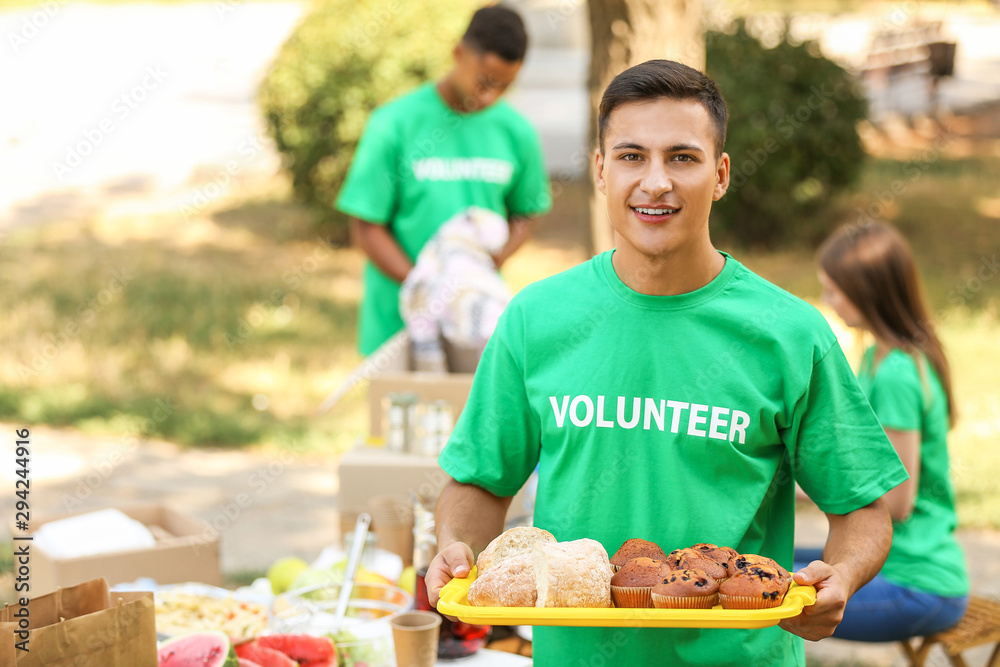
739, 154, 1000, 531
0, 179, 368, 454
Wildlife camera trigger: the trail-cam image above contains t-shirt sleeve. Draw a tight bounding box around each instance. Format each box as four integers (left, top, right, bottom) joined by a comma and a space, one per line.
787, 342, 910, 515
868, 355, 923, 432
335, 109, 399, 225
505, 123, 552, 218
438, 306, 540, 497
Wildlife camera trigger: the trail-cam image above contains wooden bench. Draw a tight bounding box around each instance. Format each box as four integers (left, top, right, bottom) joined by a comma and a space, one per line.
899, 596, 1000, 666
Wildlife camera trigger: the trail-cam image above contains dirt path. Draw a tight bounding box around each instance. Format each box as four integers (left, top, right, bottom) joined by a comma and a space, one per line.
2, 422, 341, 574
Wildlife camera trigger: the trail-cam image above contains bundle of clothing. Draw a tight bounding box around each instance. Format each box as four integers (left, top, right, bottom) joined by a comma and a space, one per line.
400, 206, 512, 373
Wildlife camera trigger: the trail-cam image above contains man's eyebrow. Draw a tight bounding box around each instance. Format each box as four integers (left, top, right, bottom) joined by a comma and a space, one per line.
611, 142, 706, 153
611, 141, 647, 151
667, 143, 706, 153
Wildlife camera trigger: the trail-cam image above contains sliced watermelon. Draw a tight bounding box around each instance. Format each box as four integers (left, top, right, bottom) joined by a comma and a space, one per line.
158, 631, 239, 667
257, 634, 336, 667
238, 660, 263, 667
235, 641, 298, 667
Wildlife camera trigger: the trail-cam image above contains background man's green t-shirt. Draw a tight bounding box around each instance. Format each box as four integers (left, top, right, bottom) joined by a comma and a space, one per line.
857, 347, 969, 597
335, 83, 552, 355
439, 251, 908, 666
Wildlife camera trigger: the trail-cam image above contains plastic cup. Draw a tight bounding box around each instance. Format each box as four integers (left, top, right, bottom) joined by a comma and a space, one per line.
391, 610, 441, 667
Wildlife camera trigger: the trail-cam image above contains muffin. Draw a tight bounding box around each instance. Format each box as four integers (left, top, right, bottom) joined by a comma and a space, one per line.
610, 538, 668, 572
651, 569, 720, 609
690, 543, 739, 577
610, 557, 673, 608
666, 548, 729, 582
719, 565, 790, 609
731, 553, 790, 582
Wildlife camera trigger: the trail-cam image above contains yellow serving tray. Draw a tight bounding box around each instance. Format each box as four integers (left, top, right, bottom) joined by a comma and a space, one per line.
437, 567, 816, 629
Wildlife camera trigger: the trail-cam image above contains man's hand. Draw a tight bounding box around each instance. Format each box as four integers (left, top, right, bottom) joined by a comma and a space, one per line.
779, 560, 849, 641
350, 217, 413, 283
425, 541, 475, 612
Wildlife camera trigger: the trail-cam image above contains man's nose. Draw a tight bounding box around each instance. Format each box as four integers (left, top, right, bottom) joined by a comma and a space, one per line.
641, 160, 673, 197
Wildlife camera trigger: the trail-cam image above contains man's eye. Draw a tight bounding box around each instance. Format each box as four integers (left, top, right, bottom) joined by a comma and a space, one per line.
620, 153, 641, 161
673, 154, 695, 162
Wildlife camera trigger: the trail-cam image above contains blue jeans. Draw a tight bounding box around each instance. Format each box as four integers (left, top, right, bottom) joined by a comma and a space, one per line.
794, 547, 968, 642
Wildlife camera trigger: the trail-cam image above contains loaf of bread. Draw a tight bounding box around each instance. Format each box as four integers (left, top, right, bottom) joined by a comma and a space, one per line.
467, 553, 537, 607
533, 538, 613, 608
476, 526, 556, 574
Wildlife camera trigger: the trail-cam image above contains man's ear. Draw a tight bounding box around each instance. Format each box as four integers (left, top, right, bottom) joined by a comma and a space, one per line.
713, 152, 731, 201
594, 148, 607, 195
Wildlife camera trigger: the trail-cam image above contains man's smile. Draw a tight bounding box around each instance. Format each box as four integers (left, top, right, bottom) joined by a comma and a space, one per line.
631, 205, 681, 223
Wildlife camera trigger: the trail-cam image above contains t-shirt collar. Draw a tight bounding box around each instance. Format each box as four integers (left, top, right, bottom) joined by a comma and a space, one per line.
598, 249, 739, 310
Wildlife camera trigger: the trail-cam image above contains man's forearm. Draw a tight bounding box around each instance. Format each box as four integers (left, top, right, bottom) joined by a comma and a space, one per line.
822, 498, 893, 597
493, 217, 536, 268
351, 217, 413, 283
435, 480, 512, 557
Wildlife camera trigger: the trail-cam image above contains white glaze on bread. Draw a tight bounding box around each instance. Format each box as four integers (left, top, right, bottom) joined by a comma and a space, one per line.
467, 553, 537, 607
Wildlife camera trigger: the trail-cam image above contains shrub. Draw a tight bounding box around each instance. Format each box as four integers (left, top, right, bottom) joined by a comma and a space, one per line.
258, 0, 478, 239
707, 20, 868, 247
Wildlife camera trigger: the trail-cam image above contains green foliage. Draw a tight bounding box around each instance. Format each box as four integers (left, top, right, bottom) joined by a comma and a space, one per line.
707, 21, 869, 247
258, 0, 479, 237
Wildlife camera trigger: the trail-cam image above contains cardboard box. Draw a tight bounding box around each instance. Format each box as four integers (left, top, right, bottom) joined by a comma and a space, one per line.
368, 372, 475, 439
18, 503, 221, 596
338, 446, 533, 565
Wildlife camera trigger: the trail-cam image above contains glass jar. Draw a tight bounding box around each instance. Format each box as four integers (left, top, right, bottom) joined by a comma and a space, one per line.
382, 392, 418, 453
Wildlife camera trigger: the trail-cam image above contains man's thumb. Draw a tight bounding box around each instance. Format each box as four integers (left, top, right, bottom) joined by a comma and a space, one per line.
793, 560, 824, 585
446, 548, 474, 578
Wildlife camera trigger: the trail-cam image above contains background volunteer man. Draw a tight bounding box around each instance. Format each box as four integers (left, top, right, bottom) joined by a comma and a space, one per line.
425, 60, 908, 665
335, 4, 552, 357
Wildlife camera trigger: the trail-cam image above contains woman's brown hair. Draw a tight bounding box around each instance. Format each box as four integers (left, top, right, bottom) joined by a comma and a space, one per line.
818, 221, 955, 418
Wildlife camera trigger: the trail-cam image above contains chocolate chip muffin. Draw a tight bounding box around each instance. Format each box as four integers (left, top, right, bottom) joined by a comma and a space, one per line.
610, 557, 674, 608
719, 564, 790, 609
610, 538, 668, 572
651, 568, 720, 609
666, 548, 729, 582
689, 543, 739, 577
731, 553, 790, 582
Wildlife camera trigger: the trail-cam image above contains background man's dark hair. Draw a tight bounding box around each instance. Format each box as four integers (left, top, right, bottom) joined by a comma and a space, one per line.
463, 4, 528, 63
599, 60, 729, 158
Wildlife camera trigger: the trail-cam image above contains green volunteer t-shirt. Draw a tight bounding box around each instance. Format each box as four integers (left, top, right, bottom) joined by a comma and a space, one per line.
857, 347, 968, 597
439, 250, 908, 667
335, 83, 552, 355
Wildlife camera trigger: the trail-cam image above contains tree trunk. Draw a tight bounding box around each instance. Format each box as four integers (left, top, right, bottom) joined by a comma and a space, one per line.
586, 0, 705, 255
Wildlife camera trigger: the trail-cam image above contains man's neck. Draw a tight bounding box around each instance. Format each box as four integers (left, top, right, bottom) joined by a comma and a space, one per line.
436, 77, 464, 113
611, 242, 725, 297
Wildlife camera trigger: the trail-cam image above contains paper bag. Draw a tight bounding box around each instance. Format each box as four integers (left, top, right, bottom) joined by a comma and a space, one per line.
0, 577, 157, 666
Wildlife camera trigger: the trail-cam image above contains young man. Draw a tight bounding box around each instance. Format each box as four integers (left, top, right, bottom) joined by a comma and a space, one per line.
426, 60, 908, 665
336, 5, 552, 357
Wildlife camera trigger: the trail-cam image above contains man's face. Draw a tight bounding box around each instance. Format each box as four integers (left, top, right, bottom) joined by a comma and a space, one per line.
450, 43, 521, 112
595, 97, 729, 259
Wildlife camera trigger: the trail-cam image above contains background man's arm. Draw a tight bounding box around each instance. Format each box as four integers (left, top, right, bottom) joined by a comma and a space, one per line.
780, 497, 892, 641
426, 480, 512, 608
350, 216, 413, 283
492, 216, 536, 269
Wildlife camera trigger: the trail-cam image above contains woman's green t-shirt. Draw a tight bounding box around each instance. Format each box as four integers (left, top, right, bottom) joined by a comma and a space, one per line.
857, 347, 969, 597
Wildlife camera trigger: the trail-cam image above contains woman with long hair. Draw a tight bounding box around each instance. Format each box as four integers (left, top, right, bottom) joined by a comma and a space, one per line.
795, 221, 969, 641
